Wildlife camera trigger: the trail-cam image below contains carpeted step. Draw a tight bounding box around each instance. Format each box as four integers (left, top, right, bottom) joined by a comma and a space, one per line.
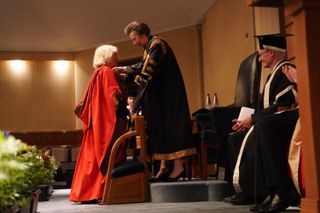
150, 180, 234, 203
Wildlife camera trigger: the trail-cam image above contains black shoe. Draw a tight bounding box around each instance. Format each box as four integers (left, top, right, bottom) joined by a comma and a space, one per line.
149, 171, 169, 183
223, 193, 238, 203
250, 195, 274, 212
162, 170, 186, 182
257, 191, 300, 213
231, 193, 254, 205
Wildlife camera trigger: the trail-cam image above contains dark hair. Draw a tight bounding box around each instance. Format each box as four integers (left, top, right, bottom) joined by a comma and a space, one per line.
124, 21, 150, 36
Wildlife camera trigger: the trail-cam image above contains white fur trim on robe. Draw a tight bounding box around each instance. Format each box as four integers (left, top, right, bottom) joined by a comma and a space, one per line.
232, 126, 255, 193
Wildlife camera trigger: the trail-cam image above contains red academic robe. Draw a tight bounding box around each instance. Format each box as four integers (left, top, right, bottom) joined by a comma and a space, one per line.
70, 65, 125, 202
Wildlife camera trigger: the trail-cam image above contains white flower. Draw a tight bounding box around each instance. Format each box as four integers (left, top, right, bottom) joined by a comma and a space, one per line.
6, 160, 29, 170
0, 171, 8, 180
0, 136, 25, 156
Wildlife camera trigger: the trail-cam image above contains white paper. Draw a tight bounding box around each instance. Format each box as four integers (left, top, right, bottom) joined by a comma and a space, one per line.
237, 107, 255, 121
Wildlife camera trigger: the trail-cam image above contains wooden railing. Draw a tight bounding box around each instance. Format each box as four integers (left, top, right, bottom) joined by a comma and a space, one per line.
11, 129, 83, 161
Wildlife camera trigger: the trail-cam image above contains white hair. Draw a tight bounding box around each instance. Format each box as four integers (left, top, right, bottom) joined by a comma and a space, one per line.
93, 45, 118, 68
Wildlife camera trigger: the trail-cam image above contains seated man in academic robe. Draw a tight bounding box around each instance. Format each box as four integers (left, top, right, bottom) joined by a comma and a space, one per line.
248, 65, 302, 213
224, 34, 298, 205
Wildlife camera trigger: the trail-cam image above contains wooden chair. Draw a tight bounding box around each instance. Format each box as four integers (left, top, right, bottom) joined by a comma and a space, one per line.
193, 107, 240, 180
100, 116, 150, 205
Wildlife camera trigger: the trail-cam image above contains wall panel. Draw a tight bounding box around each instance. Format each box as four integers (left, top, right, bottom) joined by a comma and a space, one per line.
202, 0, 255, 106
0, 58, 75, 131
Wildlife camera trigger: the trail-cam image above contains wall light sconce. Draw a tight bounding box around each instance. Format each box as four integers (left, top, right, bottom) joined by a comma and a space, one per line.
54, 60, 69, 76
9, 60, 27, 75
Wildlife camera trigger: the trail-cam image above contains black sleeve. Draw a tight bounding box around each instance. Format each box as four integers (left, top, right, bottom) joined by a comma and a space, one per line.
131, 38, 167, 85
251, 76, 297, 123
125, 62, 143, 82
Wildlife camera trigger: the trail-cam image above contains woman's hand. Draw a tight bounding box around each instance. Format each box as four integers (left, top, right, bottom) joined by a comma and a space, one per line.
112, 66, 127, 74
112, 66, 128, 80
282, 65, 297, 83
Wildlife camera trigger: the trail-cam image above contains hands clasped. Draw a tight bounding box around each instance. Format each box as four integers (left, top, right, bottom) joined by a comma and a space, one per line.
232, 116, 252, 132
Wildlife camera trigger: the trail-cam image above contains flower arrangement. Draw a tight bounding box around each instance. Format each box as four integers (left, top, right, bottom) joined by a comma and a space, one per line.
0, 131, 59, 211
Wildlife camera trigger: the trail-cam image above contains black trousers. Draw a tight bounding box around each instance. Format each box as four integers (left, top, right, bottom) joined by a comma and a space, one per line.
225, 130, 259, 199
225, 130, 247, 184
225, 109, 299, 200
254, 109, 299, 196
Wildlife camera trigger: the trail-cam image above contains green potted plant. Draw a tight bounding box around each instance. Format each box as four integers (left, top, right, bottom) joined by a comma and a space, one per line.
0, 131, 59, 212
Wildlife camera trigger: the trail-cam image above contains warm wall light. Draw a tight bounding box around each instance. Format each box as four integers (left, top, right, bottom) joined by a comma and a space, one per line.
53, 60, 69, 76
9, 60, 27, 75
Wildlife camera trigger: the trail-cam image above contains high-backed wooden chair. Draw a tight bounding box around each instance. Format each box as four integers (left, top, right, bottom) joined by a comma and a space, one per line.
100, 116, 149, 205
192, 107, 240, 180
193, 52, 262, 180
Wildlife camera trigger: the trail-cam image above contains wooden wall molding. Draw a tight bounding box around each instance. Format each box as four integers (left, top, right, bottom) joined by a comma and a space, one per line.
246, 0, 284, 7
285, 0, 320, 16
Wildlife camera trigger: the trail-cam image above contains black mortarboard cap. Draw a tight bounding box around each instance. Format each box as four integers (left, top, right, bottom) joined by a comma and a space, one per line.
256, 33, 287, 52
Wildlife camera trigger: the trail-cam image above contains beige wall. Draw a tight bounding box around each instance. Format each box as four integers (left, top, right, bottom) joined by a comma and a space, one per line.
254, 7, 280, 35
201, 0, 256, 106
0, 52, 76, 131
253, 7, 281, 92
74, 49, 95, 128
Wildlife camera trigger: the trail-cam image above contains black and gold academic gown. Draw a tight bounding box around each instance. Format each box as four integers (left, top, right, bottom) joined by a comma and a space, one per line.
126, 35, 197, 160
230, 60, 298, 199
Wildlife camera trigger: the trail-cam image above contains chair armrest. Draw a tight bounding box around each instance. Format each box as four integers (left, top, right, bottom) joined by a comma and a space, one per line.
106, 131, 138, 176
210, 106, 241, 143
195, 106, 241, 144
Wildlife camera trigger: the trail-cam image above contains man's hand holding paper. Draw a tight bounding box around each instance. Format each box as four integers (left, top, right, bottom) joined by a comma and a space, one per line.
232, 107, 255, 132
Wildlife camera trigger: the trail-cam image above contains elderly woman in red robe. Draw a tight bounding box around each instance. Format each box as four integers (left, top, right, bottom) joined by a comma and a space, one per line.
70, 45, 128, 203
